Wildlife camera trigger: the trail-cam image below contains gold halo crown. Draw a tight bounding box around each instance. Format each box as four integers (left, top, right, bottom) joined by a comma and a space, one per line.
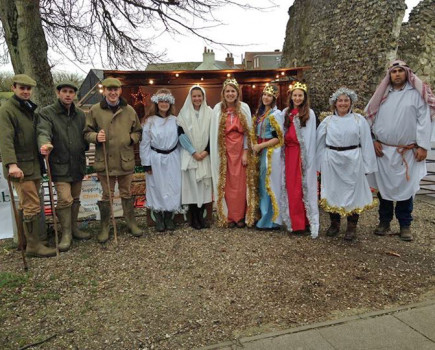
223, 78, 239, 90
289, 81, 307, 93
263, 85, 278, 98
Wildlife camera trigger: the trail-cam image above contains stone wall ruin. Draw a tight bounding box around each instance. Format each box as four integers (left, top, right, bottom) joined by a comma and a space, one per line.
281, 0, 435, 113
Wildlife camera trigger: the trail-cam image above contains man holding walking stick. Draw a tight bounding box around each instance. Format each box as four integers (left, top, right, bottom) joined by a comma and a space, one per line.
0, 74, 56, 258
38, 82, 90, 252
84, 78, 143, 243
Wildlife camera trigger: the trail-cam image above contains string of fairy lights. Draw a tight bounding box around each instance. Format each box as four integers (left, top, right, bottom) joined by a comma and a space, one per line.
95, 70, 300, 108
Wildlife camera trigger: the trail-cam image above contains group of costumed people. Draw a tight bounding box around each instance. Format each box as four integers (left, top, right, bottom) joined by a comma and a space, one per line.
139, 59, 434, 242
1, 60, 433, 260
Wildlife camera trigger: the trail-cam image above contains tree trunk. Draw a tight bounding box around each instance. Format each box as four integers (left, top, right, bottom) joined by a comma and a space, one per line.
0, 0, 55, 107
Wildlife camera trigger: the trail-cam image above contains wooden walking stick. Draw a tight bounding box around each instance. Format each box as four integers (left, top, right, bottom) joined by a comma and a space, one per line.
45, 155, 60, 257
102, 139, 118, 244
7, 176, 28, 271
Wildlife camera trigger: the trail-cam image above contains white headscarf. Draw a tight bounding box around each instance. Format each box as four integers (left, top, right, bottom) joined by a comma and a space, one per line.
177, 85, 213, 181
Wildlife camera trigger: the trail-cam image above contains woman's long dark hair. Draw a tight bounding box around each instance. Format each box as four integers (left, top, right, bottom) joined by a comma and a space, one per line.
255, 93, 277, 124
284, 89, 310, 128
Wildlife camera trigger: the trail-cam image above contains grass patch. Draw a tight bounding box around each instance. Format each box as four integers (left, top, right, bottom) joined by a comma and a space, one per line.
0, 272, 28, 289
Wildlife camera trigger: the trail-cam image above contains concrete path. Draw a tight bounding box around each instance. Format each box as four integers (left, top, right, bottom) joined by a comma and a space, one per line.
201, 300, 435, 350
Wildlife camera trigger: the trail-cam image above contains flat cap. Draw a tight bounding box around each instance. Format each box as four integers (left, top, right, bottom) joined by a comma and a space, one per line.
56, 81, 78, 91
13, 74, 36, 87
101, 78, 122, 88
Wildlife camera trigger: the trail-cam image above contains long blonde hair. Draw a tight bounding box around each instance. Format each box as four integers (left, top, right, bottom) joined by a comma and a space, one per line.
219, 82, 243, 121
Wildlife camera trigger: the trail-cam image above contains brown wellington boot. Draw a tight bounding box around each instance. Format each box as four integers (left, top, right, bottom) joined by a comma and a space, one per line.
97, 201, 111, 243
344, 214, 359, 241
23, 215, 56, 258
326, 213, 341, 237
71, 200, 90, 240
57, 207, 72, 252
400, 226, 413, 241
374, 222, 391, 236
121, 197, 143, 237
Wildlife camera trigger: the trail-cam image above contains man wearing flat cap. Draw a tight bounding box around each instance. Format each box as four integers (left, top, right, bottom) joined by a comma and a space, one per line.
84, 77, 143, 243
0, 74, 56, 257
365, 60, 435, 242
37, 81, 90, 252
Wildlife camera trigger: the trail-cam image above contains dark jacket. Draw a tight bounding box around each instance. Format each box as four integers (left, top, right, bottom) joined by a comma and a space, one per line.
0, 96, 43, 181
37, 100, 88, 182
83, 98, 142, 176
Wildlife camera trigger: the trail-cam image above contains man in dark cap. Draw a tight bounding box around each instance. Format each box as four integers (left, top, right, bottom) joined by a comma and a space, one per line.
0, 74, 56, 257
38, 82, 90, 252
84, 78, 143, 243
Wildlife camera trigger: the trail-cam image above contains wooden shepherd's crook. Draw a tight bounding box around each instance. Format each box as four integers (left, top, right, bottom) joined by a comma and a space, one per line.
7, 176, 28, 271
102, 140, 118, 244
45, 155, 60, 257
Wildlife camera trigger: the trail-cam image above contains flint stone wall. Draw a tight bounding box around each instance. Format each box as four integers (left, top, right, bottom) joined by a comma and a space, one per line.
281, 0, 434, 113
398, 0, 435, 89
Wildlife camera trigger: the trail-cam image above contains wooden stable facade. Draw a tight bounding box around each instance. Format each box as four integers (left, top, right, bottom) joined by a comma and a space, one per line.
95, 67, 309, 120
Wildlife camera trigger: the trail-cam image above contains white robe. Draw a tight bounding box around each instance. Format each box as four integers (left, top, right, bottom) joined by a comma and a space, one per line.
140, 115, 181, 212
280, 109, 319, 237
367, 84, 432, 201
317, 112, 377, 214
177, 86, 213, 207
209, 102, 252, 218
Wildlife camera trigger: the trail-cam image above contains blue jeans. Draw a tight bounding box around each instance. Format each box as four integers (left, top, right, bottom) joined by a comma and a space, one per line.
377, 192, 413, 227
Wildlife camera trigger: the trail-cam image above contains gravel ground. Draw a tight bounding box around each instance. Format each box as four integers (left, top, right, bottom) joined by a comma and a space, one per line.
0, 197, 434, 350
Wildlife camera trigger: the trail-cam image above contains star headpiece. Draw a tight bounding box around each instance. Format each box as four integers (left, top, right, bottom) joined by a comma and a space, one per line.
223, 78, 239, 90
289, 81, 307, 93
263, 85, 279, 98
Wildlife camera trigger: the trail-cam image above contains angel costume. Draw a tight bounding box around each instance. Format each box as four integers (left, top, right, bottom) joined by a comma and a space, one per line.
281, 108, 319, 238
316, 112, 377, 215
140, 114, 181, 212
210, 101, 256, 226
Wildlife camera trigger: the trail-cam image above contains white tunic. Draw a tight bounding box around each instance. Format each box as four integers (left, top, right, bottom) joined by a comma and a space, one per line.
367, 84, 432, 201
280, 109, 319, 237
317, 112, 377, 214
140, 115, 181, 212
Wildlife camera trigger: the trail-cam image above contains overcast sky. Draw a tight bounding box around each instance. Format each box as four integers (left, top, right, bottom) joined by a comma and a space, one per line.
0, 0, 422, 75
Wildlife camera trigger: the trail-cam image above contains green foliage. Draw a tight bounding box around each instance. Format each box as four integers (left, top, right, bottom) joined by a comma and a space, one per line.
0, 271, 28, 289
52, 71, 85, 88
0, 72, 14, 92
0, 71, 84, 92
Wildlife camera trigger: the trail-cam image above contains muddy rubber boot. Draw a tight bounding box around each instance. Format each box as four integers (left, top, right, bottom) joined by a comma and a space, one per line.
190, 205, 201, 230
400, 226, 413, 241
198, 205, 209, 228
122, 197, 143, 237
97, 201, 111, 243
154, 211, 165, 232
71, 200, 90, 240
374, 221, 391, 236
326, 213, 341, 237
24, 215, 56, 258
344, 214, 359, 241
164, 211, 176, 231
57, 207, 72, 252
